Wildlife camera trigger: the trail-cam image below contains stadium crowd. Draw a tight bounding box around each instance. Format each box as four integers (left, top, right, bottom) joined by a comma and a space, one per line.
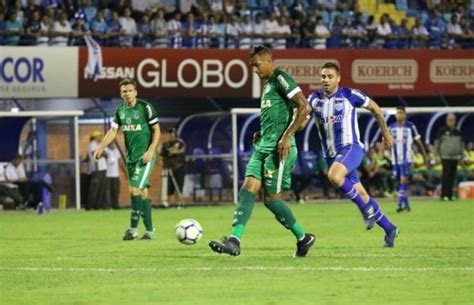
0, 0, 472, 48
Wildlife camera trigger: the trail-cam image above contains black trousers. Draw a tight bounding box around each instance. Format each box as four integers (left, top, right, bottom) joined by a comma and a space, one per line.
0, 185, 24, 207
441, 159, 458, 199
167, 166, 185, 196
88, 170, 107, 209
105, 177, 120, 209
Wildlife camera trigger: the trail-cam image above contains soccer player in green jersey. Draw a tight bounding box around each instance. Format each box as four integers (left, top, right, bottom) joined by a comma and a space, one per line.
209, 45, 316, 257
93, 78, 161, 240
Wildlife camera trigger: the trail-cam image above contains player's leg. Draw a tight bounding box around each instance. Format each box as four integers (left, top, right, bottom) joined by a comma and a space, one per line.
354, 182, 399, 247
327, 146, 374, 229
394, 165, 405, 212
209, 150, 263, 256
123, 162, 141, 240
136, 155, 157, 239
399, 171, 410, 211
262, 147, 315, 257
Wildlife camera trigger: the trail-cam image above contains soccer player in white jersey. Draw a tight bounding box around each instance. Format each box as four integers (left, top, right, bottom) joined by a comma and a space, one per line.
308, 62, 399, 247
389, 106, 427, 212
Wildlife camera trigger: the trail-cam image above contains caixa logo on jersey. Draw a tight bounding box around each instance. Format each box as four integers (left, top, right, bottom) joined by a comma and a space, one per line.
0, 57, 45, 83
84, 58, 248, 89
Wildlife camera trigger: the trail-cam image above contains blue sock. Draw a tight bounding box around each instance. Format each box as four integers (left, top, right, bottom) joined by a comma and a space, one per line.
340, 178, 367, 214
400, 184, 410, 209
369, 198, 395, 235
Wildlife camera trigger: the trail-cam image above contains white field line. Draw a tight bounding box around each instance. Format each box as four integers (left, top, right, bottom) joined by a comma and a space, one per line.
0, 266, 472, 273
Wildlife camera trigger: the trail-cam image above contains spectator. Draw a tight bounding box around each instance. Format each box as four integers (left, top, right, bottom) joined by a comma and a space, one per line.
23, 0, 42, 24
412, 17, 430, 48
197, 14, 220, 48
252, 13, 264, 46
425, 8, 446, 49
434, 114, 464, 201
70, 12, 90, 46
4, 10, 23, 45
90, 9, 109, 46
81, 0, 97, 23
0, 162, 24, 209
446, 14, 463, 48
105, 141, 121, 209
396, 18, 412, 49
311, 16, 330, 49
50, 11, 71, 46
107, 10, 122, 47
328, 14, 344, 48
179, 0, 199, 15
262, 11, 278, 46
238, 13, 252, 49
273, 15, 291, 49
167, 11, 182, 48
159, 128, 186, 207
87, 130, 108, 209
375, 13, 392, 48
23, 9, 41, 45
150, 8, 168, 47
136, 12, 152, 47
0, 12, 6, 45
182, 12, 199, 48
461, 142, 474, 181
225, 13, 239, 48
119, 7, 137, 47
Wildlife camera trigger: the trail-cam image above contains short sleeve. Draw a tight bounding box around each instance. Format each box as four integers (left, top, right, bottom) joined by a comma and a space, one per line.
111, 106, 121, 129
349, 89, 370, 108
276, 70, 302, 100
145, 102, 159, 126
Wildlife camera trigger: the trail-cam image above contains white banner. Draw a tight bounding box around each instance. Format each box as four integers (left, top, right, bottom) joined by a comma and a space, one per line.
0, 47, 78, 98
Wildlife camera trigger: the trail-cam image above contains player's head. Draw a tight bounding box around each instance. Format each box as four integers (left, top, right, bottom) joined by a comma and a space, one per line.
395, 105, 406, 123
320, 62, 340, 95
249, 45, 273, 80
119, 78, 138, 104
446, 113, 456, 128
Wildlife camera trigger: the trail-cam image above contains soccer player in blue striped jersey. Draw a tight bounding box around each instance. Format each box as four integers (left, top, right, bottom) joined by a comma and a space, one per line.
389, 106, 427, 212
308, 62, 399, 247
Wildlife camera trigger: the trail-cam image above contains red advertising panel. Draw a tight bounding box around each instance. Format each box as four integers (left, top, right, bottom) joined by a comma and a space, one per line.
78, 48, 253, 98
78, 48, 473, 98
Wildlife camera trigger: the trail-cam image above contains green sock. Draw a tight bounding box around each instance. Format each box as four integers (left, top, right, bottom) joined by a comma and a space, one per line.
141, 197, 154, 232
230, 189, 256, 240
130, 195, 141, 229
264, 199, 304, 239
290, 222, 306, 240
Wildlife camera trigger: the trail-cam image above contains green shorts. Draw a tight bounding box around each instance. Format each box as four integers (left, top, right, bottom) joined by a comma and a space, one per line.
245, 146, 297, 194
127, 154, 156, 189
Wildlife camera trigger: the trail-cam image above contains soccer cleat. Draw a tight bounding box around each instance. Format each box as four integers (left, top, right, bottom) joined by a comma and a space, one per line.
123, 229, 139, 241
209, 236, 241, 256
396, 206, 405, 213
294, 233, 316, 258
140, 229, 156, 240
384, 227, 400, 248
363, 204, 377, 230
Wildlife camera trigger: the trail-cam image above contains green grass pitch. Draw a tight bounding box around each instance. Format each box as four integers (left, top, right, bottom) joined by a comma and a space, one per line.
1, 199, 473, 305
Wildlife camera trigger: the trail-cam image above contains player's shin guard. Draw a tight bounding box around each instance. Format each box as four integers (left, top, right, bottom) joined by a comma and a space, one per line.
230, 189, 256, 240
369, 198, 396, 235
130, 195, 142, 229
141, 197, 154, 232
340, 178, 366, 213
264, 199, 304, 240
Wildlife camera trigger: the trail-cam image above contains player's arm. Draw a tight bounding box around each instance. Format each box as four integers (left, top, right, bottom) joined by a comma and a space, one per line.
279, 92, 311, 160
93, 127, 118, 159
143, 123, 161, 163
366, 100, 393, 147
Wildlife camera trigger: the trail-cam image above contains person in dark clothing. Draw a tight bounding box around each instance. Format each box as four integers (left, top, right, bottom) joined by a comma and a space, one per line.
159, 128, 186, 206
434, 113, 464, 201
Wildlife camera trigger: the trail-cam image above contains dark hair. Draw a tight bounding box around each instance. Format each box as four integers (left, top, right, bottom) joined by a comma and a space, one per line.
119, 78, 137, 88
320, 62, 340, 74
168, 127, 177, 134
249, 44, 272, 58
396, 105, 406, 112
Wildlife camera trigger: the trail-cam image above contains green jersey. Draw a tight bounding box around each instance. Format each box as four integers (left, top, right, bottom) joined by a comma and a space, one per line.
256, 67, 301, 153
112, 99, 159, 163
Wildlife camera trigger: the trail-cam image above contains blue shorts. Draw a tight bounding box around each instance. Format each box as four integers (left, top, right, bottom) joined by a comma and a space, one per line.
393, 163, 412, 180
326, 145, 364, 184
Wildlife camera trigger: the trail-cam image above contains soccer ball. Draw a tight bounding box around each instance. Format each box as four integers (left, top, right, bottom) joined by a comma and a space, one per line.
175, 219, 203, 245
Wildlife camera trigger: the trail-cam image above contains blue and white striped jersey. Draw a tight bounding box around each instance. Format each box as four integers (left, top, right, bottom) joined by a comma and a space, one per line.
309, 87, 370, 157
388, 121, 420, 165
